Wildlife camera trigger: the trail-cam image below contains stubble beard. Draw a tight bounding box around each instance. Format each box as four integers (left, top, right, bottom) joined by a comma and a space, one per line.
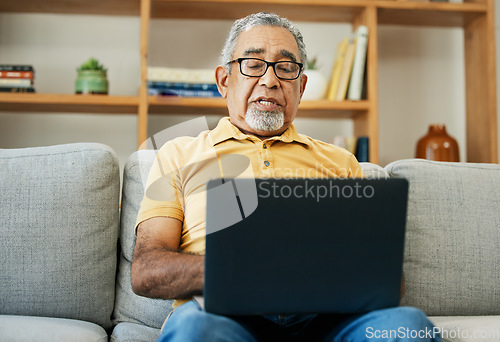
245, 108, 285, 132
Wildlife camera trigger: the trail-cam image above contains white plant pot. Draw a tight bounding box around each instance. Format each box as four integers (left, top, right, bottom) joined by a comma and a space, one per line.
302, 70, 327, 100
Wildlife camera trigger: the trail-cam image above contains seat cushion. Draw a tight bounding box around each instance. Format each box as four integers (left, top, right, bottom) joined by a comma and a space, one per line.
429, 316, 500, 342
0, 315, 108, 342
385, 159, 500, 316
112, 150, 173, 330
0, 143, 120, 329
111, 322, 161, 342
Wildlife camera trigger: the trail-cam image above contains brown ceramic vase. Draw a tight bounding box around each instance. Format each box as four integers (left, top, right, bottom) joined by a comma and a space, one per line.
415, 124, 459, 162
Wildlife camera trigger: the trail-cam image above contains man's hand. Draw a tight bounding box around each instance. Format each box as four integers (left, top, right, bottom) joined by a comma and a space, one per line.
131, 217, 204, 299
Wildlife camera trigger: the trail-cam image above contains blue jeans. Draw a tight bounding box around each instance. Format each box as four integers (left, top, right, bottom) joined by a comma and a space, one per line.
158, 301, 442, 342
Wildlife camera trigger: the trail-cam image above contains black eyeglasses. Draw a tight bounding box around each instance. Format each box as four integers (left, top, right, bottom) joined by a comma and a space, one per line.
228, 57, 303, 80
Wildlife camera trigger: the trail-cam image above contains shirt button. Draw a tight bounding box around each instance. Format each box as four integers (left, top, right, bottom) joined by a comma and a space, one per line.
263, 144, 267, 149
264, 160, 270, 167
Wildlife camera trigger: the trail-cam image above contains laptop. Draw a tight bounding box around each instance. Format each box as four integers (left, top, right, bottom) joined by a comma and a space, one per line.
202, 178, 409, 316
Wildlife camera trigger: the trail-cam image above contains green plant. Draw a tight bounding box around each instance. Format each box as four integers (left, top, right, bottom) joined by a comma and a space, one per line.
77, 57, 107, 72
306, 56, 319, 70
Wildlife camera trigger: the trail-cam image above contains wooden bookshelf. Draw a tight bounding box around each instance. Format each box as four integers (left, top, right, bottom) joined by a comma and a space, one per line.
0, 0, 140, 16
147, 96, 370, 118
0, 93, 139, 114
0, 0, 497, 164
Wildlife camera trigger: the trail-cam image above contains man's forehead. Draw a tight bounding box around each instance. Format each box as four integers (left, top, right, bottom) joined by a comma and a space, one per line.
234, 26, 300, 61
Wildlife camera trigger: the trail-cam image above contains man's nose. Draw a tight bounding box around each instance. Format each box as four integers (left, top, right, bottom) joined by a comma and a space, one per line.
258, 66, 280, 88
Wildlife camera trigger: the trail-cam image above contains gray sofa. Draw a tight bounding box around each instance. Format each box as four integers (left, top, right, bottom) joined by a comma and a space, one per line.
0, 142, 499, 342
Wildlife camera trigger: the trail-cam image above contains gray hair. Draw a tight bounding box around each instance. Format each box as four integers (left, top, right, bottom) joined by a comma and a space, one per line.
221, 12, 307, 73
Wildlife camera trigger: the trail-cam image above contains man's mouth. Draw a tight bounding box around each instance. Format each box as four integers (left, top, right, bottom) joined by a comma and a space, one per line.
258, 99, 276, 106
253, 98, 282, 111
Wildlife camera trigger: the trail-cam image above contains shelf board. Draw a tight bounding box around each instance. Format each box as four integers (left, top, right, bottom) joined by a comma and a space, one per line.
150, 0, 367, 22
0, 0, 140, 16
1, 0, 486, 27
376, 1, 487, 27
299, 99, 370, 118
148, 96, 228, 115
0, 94, 368, 117
0, 93, 139, 114
149, 0, 486, 26
148, 96, 369, 118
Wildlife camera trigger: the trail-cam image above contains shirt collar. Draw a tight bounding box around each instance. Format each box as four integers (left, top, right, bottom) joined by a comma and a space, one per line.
208, 117, 311, 148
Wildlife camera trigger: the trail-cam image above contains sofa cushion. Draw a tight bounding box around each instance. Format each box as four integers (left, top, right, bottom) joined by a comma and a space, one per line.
430, 316, 500, 342
385, 159, 500, 316
359, 162, 389, 179
112, 150, 173, 330
0, 143, 120, 329
111, 322, 161, 342
0, 315, 108, 342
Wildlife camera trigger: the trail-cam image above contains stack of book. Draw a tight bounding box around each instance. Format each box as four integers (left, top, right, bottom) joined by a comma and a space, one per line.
327, 26, 369, 101
0, 65, 35, 93
331, 136, 370, 162
147, 67, 221, 98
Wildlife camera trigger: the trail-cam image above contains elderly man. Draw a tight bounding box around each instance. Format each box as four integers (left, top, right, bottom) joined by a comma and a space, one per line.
131, 12, 441, 342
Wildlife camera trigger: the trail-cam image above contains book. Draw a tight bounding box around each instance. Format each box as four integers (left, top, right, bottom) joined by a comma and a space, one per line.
347, 26, 369, 101
0, 65, 34, 72
332, 136, 346, 150
355, 136, 369, 162
0, 78, 32, 87
0, 87, 35, 93
345, 136, 358, 155
148, 67, 215, 84
148, 87, 221, 97
0, 71, 34, 79
148, 81, 218, 91
331, 136, 358, 155
326, 37, 349, 101
148, 81, 221, 97
335, 36, 357, 101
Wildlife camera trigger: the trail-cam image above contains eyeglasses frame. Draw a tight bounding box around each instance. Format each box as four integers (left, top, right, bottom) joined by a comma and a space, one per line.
228, 57, 304, 81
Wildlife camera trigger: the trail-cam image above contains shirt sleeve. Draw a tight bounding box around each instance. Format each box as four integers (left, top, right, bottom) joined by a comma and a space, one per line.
348, 154, 366, 178
135, 142, 184, 232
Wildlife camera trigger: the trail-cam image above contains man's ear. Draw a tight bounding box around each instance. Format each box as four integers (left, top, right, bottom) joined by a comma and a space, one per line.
215, 65, 229, 99
299, 73, 308, 101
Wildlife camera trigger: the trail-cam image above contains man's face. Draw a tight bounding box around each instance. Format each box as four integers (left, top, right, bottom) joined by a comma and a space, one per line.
216, 25, 307, 138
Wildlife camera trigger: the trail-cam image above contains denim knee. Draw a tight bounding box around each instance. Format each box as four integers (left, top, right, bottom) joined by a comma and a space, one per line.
365, 306, 441, 342
159, 301, 257, 342
386, 306, 433, 328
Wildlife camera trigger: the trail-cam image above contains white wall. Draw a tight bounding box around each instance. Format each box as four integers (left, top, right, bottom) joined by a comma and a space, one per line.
0, 13, 140, 168
1, 8, 499, 168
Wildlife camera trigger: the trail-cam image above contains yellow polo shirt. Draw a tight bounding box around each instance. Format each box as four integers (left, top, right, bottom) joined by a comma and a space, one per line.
136, 116, 364, 308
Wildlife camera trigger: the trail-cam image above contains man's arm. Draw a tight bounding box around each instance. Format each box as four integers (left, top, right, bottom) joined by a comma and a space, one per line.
131, 216, 204, 299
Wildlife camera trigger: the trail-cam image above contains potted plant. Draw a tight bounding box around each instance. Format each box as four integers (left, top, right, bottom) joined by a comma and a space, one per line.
302, 56, 328, 101
75, 57, 108, 94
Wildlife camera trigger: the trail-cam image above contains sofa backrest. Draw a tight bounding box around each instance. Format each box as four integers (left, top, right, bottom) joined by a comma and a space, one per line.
386, 159, 500, 316
0, 143, 120, 330
112, 150, 173, 329
359, 162, 389, 179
